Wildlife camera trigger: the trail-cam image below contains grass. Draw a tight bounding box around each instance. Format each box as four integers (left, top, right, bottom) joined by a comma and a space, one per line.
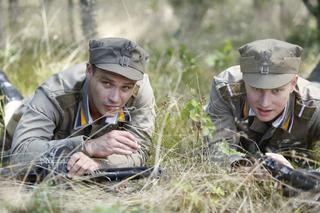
1, 1, 320, 212
1, 160, 320, 212
1, 38, 320, 213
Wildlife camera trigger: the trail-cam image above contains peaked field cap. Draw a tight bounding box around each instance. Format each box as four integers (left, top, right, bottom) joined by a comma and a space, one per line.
239, 39, 303, 89
89, 37, 149, 81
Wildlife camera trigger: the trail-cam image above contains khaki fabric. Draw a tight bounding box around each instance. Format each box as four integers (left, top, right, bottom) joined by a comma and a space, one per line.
205, 65, 320, 168
9, 63, 156, 168
89, 38, 148, 81
239, 39, 303, 89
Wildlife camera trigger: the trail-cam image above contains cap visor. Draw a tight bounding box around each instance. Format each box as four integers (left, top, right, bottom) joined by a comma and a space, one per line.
243, 73, 295, 89
95, 64, 143, 81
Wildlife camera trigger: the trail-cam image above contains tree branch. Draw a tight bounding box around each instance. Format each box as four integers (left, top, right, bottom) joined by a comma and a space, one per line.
302, 0, 319, 17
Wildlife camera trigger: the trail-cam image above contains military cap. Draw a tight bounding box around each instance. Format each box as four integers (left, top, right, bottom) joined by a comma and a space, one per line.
239, 39, 303, 89
89, 37, 149, 81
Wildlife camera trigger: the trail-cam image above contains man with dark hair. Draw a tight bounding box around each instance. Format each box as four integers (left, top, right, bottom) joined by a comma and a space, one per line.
1, 37, 155, 177
205, 39, 320, 170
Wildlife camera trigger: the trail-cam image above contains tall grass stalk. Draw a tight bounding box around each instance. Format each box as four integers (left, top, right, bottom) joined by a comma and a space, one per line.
1, 1, 320, 212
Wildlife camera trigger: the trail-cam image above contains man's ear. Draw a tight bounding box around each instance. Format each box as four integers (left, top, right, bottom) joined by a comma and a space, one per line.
86, 63, 94, 76
290, 75, 298, 93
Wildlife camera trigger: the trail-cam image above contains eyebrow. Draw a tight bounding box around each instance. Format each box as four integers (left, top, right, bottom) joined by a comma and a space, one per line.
101, 76, 135, 85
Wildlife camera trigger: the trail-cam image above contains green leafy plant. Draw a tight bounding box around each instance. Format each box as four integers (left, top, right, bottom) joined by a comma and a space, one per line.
218, 141, 245, 156
182, 99, 215, 139
205, 40, 234, 71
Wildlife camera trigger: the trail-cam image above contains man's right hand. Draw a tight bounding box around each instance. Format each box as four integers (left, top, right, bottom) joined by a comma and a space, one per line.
83, 130, 140, 158
232, 160, 271, 180
265, 153, 293, 169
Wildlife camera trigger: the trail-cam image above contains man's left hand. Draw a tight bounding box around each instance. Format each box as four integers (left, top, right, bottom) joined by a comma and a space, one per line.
67, 152, 101, 178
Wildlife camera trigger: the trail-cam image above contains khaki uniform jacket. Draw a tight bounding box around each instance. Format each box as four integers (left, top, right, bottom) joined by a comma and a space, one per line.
9, 63, 156, 168
205, 65, 320, 168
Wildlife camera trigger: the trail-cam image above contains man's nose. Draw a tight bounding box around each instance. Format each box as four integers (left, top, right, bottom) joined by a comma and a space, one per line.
259, 92, 270, 107
108, 89, 121, 103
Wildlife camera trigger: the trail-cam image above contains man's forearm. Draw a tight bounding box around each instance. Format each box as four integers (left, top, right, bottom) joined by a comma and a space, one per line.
206, 137, 246, 168
10, 136, 85, 165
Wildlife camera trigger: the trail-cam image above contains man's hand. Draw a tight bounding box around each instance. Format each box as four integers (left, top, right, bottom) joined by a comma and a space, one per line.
84, 130, 140, 158
231, 159, 270, 180
265, 152, 293, 169
67, 152, 100, 178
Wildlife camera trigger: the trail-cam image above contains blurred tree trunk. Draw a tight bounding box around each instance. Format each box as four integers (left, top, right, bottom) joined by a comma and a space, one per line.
169, 0, 210, 40
185, 3, 208, 37
253, 0, 269, 9
40, 0, 51, 57
308, 62, 320, 82
8, 0, 19, 33
67, 0, 76, 41
0, 0, 4, 43
80, 0, 96, 40
302, 0, 320, 82
42, 0, 53, 12
302, 0, 320, 31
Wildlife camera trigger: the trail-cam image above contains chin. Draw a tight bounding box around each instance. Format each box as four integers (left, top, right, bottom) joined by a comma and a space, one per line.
257, 115, 276, 122
104, 111, 117, 116
258, 118, 272, 122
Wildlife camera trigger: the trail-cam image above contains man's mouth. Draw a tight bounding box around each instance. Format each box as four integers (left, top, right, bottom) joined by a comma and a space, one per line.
257, 107, 272, 116
105, 105, 120, 110
103, 106, 121, 117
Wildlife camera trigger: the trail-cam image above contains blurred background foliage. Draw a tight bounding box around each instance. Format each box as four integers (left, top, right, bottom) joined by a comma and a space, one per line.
0, 0, 319, 96
1, 0, 320, 212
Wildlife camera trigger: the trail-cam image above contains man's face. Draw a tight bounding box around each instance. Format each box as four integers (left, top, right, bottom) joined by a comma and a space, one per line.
86, 64, 136, 120
245, 76, 297, 122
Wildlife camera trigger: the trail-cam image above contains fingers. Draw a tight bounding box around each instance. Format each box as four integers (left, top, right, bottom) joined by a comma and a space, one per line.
112, 147, 135, 155
67, 152, 80, 171
84, 130, 141, 158
117, 131, 136, 141
114, 135, 140, 150
111, 141, 136, 153
111, 130, 140, 149
67, 152, 100, 178
265, 153, 293, 169
75, 160, 98, 177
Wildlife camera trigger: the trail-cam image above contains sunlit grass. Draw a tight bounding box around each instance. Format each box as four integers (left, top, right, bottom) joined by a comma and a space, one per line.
2, 159, 320, 212
1, 40, 320, 213
1, 1, 320, 212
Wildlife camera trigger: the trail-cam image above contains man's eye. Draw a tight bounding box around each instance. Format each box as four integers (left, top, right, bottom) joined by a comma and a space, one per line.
122, 86, 132, 92
272, 89, 280, 94
102, 81, 111, 86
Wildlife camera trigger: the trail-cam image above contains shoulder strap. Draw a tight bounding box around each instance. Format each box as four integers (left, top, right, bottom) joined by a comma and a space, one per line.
55, 92, 81, 109
294, 95, 317, 120
132, 84, 140, 98
217, 81, 246, 102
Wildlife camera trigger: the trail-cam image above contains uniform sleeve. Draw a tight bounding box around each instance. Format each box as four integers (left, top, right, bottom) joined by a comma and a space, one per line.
10, 88, 85, 166
307, 106, 320, 164
205, 77, 245, 167
121, 74, 156, 166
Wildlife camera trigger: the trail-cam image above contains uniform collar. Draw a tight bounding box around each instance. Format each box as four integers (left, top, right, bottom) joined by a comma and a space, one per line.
74, 79, 93, 130
248, 105, 287, 128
